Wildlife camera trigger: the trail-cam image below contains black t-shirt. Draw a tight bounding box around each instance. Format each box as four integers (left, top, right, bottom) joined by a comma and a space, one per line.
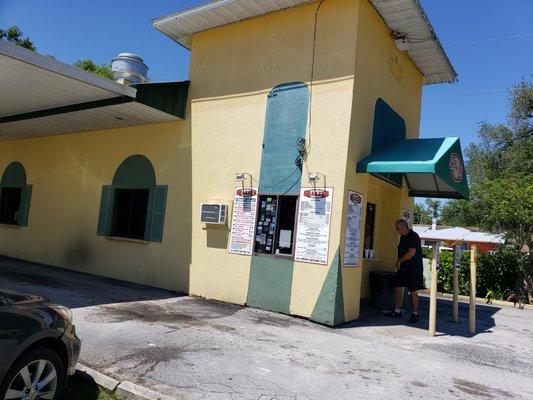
397, 230, 423, 273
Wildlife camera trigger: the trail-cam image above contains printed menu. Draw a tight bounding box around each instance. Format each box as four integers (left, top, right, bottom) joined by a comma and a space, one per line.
228, 187, 258, 255
294, 188, 333, 265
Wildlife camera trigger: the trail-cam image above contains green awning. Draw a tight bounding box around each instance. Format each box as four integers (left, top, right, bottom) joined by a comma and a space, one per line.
356, 137, 470, 199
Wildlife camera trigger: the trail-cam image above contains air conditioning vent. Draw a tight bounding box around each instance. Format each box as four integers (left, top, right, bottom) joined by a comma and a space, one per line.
200, 203, 228, 225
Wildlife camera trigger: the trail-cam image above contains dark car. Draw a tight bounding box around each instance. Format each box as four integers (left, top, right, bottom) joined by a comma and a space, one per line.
0, 288, 80, 400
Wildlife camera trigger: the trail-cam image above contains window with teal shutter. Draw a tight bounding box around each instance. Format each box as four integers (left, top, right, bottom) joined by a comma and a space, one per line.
96, 155, 168, 242
0, 162, 32, 227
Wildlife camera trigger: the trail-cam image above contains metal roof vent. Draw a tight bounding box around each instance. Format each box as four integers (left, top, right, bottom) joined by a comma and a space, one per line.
111, 53, 148, 85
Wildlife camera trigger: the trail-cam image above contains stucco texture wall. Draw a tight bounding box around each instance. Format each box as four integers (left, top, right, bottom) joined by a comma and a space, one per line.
0, 120, 191, 293
342, 0, 424, 305
188, 0, 359, 319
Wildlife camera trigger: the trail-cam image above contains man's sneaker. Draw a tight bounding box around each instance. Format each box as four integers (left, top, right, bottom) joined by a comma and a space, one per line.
408, 313, 420, 323
385, 310, 403, 318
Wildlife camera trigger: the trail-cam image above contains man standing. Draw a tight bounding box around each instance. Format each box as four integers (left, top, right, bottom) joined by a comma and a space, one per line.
386, 219, 424, 323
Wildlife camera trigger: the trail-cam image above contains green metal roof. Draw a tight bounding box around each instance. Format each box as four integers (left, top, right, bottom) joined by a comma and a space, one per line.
356, 137, 470, 199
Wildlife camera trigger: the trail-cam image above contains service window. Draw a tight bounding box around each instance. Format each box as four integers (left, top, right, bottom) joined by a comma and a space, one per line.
254, 195, 298, 256
0, 187, 22, 225
111, 189, 150, 240
364, 202, 376, 251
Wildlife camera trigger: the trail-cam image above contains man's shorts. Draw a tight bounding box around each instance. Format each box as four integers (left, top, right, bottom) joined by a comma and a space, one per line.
393, 268, 424, 293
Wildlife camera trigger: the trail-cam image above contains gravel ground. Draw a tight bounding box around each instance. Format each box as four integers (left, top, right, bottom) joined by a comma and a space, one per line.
2, 258, 532, 400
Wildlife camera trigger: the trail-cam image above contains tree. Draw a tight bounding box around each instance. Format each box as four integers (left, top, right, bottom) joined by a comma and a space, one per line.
439, 80, 533, 301
0, 26, 36, 51
73, 59, 114, 80
440, 80, 532, 236
413, 203, 431, 224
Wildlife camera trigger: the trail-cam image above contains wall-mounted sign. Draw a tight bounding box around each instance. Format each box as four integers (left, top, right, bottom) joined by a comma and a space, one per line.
294, 187, 333, 265
454, 244, 462, 269
449, 152, 464, 183
228, 187, 258, 255
344, 190, 364, 267
402, 208, 412, 227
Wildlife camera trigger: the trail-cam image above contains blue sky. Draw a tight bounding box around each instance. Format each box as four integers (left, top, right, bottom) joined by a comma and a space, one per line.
1, 0, 532, 149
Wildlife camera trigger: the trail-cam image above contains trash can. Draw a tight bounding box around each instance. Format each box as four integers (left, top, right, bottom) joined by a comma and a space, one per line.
369, 271, 410, 310
370, 271, 396, 310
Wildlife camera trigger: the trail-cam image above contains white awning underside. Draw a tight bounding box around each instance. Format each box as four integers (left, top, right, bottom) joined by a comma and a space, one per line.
0, 41, 182, 141
152, 0, 457, 84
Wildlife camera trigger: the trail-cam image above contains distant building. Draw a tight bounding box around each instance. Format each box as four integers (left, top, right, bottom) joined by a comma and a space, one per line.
414, 225, 504, 252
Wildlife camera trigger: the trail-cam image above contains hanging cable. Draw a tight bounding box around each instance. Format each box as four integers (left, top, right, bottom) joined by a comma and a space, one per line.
306, 0, 326, 156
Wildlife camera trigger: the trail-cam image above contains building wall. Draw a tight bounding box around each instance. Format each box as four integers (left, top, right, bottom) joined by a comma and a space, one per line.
0, 120, 191, 293
188, 0, 360, 320
343, 0, 424, 305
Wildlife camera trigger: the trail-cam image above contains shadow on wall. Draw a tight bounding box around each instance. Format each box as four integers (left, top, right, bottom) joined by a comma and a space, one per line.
0, 256, 181, 309
342, 296, 498, 338
204, 225, 230, 249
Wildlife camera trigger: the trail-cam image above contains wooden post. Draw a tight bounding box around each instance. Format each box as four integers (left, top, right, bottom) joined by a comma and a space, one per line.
453, 245, 459, 323
429, 242, 439, 336
469, 244, 477, 334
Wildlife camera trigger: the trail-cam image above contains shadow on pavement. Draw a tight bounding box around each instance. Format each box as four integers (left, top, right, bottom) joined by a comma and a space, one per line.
339, 296, 500, 337
0, 256, 181, 309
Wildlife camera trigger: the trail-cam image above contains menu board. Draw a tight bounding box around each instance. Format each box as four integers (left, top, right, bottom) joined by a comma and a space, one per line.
228, 187, 258, 255
255, 196, 278, 254
294, 188, 333, 265
344, 190, 364, 267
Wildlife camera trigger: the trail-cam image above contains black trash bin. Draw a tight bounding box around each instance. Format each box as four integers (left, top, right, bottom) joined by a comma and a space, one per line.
369, 271, 397, 310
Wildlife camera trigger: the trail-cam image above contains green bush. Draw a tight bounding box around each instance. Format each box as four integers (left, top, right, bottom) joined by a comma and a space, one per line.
435, 247, 523, 300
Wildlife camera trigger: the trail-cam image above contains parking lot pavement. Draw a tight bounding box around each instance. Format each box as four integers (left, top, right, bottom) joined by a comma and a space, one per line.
2, 257, 533, 400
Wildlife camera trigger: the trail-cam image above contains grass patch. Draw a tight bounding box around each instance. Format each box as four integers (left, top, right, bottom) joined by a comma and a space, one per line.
61, 373, 123, 400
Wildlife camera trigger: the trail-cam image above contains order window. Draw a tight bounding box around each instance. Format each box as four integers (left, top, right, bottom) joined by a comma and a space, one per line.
0, 187, 22, 225
255, 195, 298, 256
111, 189, 150, 240
364, 202, 376, 250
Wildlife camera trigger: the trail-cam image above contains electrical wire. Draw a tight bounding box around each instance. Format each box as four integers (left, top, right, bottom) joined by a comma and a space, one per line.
305, 0, 326, 156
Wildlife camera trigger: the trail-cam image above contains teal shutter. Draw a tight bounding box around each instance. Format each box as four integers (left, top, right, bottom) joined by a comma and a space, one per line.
97, 185, 114, 236
149, 185, 167, 242
17, 185, 32, 227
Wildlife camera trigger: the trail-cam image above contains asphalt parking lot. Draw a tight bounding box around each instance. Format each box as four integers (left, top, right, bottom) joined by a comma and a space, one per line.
2, 257, 533, 400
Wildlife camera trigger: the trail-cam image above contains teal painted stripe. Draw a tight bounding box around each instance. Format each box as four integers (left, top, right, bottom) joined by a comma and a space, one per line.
247, 256, 293, 314
247, 82, 309, 313
258, 82, 309, 195
310, 248, 345, 326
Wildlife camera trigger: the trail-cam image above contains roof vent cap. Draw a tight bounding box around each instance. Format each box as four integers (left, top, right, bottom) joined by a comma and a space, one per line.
111, 53, 148, 85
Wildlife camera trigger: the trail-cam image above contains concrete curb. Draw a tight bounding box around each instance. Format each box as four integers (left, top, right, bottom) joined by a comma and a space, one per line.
76, 363, 120, 391
419, 290, 533, 310
116, 381, 175, 400
75, 363, 175, 400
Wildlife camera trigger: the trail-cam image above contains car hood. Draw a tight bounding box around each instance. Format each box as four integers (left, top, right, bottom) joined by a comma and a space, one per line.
0, 288, 49, 304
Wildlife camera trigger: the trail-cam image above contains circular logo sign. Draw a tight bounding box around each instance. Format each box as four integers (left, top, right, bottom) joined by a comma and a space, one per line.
350, 193, 362, 204
449, 153, 464, 183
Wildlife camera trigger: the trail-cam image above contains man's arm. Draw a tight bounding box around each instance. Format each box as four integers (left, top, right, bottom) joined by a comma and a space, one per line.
396, 248, 416, 269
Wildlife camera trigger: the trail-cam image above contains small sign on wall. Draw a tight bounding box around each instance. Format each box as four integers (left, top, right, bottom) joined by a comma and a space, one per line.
401, 208, 412, 227
344, 190, 364, 267
294, 187, 333, 265
228, 187, 258, 256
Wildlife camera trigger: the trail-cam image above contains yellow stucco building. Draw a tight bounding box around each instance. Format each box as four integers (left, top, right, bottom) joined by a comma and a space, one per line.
0, 0, 468, 325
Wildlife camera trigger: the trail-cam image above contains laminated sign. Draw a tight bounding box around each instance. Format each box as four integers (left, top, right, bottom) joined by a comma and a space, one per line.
294, 188, 333, 265
344, 190, 364, 267
228, 187, 258, 255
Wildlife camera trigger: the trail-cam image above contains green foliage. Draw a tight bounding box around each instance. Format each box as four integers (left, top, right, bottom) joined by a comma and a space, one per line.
436, 250, 471, 295
0, 26, 36, 51
435, 247, 524, 300
73, 59, 114, 80
440, 81, 532, 246
414, 203, 431, 224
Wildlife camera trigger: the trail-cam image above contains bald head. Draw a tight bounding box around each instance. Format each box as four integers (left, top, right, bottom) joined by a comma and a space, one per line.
395, 219, 410, 236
